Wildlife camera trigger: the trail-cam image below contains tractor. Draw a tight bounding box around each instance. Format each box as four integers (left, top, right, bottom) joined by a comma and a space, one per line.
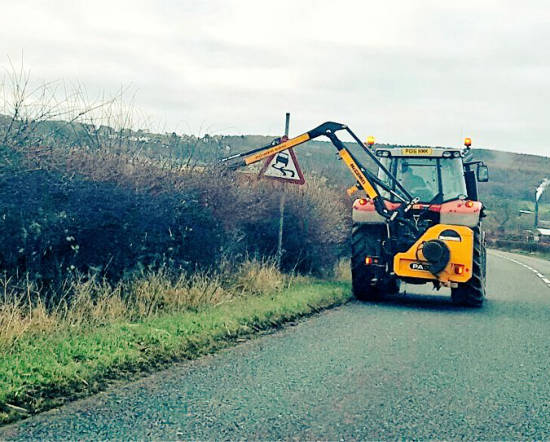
221, 122, 489, 307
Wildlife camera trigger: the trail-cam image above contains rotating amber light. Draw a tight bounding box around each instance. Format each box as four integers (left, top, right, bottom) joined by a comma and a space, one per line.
366, 136, 375, 146
464, 137, 472, 147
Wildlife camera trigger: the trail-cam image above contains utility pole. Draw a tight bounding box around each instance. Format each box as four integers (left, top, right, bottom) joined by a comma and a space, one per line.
276, 112, 290, 269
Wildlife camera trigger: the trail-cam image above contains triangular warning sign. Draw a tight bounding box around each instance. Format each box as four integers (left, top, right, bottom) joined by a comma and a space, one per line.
258, 148, 305, 185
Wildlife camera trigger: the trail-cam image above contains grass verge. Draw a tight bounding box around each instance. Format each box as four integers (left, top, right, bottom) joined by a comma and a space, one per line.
0, 280, 351, 426
491, 246, 550, 262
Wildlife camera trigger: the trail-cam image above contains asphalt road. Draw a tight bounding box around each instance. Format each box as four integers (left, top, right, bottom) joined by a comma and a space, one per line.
3, 250, 550, 440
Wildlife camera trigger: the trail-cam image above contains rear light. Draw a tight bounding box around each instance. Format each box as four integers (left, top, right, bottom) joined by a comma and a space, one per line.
358, 198, 368, 205
365, 257, 373, 265
454, 264, 465, 275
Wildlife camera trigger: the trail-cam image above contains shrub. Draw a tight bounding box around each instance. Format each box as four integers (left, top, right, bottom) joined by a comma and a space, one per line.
0, 146, 351, 291
0, 164, 224, 291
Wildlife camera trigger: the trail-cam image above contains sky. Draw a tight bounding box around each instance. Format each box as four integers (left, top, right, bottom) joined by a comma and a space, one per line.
1, 0, 550, 155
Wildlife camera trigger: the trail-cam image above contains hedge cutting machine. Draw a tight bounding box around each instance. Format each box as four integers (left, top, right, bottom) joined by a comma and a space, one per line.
222, 122, 488, 306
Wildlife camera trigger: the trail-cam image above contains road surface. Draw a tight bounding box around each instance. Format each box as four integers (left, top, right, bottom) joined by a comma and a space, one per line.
2, 250, 550, 440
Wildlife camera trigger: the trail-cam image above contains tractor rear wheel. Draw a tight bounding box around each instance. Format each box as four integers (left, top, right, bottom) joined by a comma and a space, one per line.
351, 223, 399, 301
451, 226, 486, 307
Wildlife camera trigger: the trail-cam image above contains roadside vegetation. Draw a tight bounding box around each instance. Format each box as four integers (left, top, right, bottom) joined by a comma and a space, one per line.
0, 260, 286, 352
0, 260, 351, 425
0, 65, 352, 425
0, 140, 352, 424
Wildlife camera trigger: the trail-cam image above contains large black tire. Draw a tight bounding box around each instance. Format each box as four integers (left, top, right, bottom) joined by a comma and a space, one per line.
451, 226, 486, 307
351, 223, 400, 301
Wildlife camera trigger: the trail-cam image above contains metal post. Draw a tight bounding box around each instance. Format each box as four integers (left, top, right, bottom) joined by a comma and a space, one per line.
276, 113, 290, 269
284, 112, 290, 139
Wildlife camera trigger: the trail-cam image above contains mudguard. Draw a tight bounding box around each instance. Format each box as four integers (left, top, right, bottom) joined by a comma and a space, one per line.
353, 199, 483, 228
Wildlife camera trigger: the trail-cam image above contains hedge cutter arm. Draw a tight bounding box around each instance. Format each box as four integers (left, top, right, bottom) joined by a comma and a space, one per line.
221, 121, 418, 221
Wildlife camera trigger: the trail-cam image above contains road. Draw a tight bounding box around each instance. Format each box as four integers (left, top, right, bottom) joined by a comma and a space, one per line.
2, 250, 550, 440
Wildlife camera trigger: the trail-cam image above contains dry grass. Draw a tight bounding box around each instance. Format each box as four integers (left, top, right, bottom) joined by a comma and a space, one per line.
333, 258, 351, 282
0, 260, 288, 352
230, 259, 285, 295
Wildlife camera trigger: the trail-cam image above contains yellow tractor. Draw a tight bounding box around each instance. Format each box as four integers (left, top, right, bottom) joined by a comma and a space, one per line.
222, 122, 489, 307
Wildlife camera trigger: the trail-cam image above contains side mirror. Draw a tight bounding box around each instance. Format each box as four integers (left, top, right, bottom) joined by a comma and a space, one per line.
477, 164, 489, 182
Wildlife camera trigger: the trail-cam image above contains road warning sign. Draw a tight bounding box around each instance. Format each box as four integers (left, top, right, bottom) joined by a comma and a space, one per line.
258, 148, 305, 185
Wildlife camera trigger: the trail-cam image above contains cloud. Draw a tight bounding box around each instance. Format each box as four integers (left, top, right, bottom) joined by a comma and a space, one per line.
1, 0, 550, 154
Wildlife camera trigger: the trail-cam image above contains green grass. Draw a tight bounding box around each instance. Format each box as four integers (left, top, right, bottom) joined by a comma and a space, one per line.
0, 281, 351, 426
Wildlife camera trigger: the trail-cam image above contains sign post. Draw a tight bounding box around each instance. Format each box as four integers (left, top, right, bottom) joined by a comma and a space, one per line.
258, 113, 304, 269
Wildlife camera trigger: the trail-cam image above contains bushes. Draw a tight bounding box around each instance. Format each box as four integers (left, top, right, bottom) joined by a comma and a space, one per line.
0, 146, 351, 290
202, 172, 349, 275
0, 165, 224, 289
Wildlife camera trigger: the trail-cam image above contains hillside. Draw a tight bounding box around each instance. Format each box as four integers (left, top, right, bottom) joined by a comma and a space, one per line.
2, 115, 549, 235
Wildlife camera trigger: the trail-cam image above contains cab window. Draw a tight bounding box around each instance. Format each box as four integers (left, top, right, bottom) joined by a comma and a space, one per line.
376, 156, 467, 203
440, 158, 467, 200
395, 158, 439, 202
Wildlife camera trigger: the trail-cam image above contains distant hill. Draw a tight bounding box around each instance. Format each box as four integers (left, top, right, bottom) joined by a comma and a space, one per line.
3, 115, 549, 235
220, 134, 550, 202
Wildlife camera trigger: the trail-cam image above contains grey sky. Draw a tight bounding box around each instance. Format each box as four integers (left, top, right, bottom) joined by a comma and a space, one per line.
2, 0, 550, 154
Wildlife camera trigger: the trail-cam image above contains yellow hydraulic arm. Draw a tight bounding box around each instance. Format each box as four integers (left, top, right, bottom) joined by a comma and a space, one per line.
221, 121, 415, 220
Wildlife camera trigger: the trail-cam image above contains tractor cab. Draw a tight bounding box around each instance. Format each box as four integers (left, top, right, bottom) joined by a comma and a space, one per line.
374, 147, 488, 204
353, 144, 488, 234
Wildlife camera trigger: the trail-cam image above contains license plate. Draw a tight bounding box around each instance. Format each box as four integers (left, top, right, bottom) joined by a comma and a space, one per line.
401, 148, 433, 156
410, 262, 430, 271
